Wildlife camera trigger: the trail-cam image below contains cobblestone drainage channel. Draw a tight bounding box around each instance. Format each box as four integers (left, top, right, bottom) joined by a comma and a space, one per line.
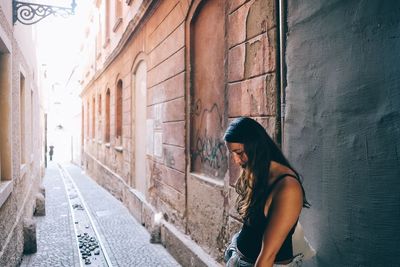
58, 164, 113, 267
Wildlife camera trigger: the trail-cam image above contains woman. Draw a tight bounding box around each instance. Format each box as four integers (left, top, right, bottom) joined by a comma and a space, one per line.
224, 117, 310, 267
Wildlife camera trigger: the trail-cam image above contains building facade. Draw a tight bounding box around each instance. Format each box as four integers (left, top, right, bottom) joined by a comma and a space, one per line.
79, 0, 276, 265
79, 0, 400, 266
0, 2, 45, 266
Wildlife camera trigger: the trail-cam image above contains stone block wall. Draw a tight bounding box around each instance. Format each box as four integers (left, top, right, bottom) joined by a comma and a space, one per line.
80, 0, 278, 265
79, 1, 400, 266
225, 0, 279, 244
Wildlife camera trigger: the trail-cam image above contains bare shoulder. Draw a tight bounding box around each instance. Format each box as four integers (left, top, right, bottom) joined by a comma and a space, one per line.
264, 175, 303, 217
272, 175, 303, 204
276, 175, 302, 190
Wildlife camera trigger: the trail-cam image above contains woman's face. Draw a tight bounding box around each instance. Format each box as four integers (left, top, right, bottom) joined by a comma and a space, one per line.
226, 142, 248, 167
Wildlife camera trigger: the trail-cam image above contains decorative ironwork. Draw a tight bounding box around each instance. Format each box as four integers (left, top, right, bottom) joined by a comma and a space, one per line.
13, 0, 77, 25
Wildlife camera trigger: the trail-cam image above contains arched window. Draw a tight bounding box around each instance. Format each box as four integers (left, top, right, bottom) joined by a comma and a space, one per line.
116, 80, 123, 140
105, 89, 111, 143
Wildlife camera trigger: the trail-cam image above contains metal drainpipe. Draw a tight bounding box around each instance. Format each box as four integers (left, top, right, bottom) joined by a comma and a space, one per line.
277, 0, 286, 147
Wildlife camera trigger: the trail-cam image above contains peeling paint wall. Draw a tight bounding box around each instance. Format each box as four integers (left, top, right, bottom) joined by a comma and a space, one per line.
284, 1, 400, 266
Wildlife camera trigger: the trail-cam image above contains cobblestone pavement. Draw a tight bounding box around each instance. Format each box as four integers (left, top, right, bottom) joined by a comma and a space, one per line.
20, 162, 80, 267
20, 162, 181, 267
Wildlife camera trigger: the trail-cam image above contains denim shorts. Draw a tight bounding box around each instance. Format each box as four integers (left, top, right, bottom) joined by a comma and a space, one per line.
224, 233, 304, 267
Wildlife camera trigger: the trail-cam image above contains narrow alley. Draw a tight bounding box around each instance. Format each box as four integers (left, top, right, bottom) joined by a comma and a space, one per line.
20, 162, 180, 267
1, 1, 399, 267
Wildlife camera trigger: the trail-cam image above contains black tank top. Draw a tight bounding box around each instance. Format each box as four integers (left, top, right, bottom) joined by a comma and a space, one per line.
236, 174, 299, 263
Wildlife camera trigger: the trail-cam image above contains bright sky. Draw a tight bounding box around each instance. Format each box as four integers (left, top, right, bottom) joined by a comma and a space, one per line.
34, 0, 94, 161
36, 0, 92, 88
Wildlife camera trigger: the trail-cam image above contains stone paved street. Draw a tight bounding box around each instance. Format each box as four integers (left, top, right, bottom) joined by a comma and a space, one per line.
19, 162, 79, 267
20, 162, 181, 267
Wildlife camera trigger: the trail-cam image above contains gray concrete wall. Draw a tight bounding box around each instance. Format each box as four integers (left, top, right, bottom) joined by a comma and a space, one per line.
284, 1, 400, 266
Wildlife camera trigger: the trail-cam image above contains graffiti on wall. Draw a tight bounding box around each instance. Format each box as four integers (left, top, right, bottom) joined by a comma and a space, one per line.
191, 99, 227, 178
193, 135, 226, 170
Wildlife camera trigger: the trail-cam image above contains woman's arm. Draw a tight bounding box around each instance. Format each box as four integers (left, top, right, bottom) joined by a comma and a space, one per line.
255, 177, 303, 267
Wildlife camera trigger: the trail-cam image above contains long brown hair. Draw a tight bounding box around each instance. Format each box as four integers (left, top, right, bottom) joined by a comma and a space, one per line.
224, 117, 309, 224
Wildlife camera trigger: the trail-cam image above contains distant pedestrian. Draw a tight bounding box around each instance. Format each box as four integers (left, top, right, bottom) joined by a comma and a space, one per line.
223, 117, 310, 267
49, 145, 54, 161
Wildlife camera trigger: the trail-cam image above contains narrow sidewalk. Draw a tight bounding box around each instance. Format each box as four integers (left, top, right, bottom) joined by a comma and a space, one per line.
20, 162, 181, 267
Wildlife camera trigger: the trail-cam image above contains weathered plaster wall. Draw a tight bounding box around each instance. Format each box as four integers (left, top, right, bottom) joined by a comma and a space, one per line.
0, 4, 44, 265
81, 0, 279, 264
284, 1, 400, 266
226, 0, 279, 248
81, 0, 188, 233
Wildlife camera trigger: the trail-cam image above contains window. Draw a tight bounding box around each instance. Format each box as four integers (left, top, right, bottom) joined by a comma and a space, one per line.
113, 0, 123, 32
92, 97, 96, 139
81, 105, 84, 147
31, 90, 34, 157
115, 0, 122, 18
98, 94, 102, 140
103, 0, 110, 46
115, 80, 123, 140
87, 101, 90, 139
105, 89, 111, 143
98, 94, 102, 115
0, 48, 13, 207
20, 73, 26, 164
0, 51, 12, 183
96, 13, 102, 58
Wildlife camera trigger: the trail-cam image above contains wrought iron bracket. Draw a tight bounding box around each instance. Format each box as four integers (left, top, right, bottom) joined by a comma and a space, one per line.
13, 0, 76, 25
